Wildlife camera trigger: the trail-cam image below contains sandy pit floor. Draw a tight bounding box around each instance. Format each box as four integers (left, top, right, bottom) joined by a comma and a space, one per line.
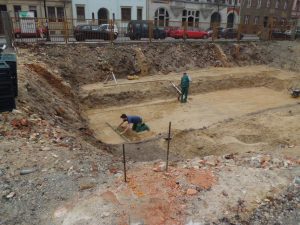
85, 87, 295, 144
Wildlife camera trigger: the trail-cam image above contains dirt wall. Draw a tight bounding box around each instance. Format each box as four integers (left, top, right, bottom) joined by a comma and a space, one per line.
22, 42, 272, 87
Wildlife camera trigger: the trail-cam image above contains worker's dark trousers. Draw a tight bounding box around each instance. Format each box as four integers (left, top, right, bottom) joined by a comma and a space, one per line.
181, 86, 189, 103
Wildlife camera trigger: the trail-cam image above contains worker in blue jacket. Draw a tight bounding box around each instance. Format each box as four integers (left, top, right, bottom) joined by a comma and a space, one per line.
118, 114, 149, 134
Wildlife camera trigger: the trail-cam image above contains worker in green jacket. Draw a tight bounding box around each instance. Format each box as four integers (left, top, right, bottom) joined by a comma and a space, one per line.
180, 72, 190, 103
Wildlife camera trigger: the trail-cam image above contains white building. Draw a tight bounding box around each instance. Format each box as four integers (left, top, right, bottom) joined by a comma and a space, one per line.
72, 0, 147, 23
148, 0, 240, 29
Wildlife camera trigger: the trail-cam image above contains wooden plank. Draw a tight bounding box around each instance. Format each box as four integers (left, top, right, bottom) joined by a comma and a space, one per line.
105, 122, 130, 142
170, 81, 182, 95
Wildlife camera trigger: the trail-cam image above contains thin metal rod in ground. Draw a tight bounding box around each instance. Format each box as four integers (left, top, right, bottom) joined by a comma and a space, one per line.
166, 122, 172, 172
123, 144, 127, 182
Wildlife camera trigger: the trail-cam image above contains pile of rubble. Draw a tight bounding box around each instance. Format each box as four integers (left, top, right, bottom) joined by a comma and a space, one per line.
0, 109, 113, 225
248, 181, 300, 225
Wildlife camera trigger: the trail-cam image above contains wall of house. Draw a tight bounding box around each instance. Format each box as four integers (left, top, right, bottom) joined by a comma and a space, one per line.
148, 0, 235, 29
71, 0, 147, 21
0, 0, 72, 18
240, 0, 293, 26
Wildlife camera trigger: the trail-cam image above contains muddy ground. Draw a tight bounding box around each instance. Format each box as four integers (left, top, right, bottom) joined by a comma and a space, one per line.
1, 41, 300, 225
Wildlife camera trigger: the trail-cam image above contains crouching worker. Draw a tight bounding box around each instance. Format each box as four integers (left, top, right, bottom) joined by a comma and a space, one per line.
118, 114, 150, 134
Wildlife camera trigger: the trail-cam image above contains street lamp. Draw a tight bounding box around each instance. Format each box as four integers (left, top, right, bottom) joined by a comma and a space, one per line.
43, 0, 51, 41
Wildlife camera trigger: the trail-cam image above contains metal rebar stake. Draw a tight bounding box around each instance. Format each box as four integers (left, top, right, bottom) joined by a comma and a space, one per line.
166, 122, 172, 172
123, 144, 127, 182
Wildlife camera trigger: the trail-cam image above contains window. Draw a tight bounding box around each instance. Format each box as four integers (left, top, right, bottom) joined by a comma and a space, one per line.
247, 0, 252, 8
47, 7, 56, 22
76, 6, 85, 21
267, 0, 270, 8
275, 0, 279, 8
263, 16, 268, 27
81, 25, 90, 31
284, 1, 287, 10
182, 9, 200, 27
137, 8, 142, 20
244, 15, 250, 24
57, 7, 64, 22
142, 23, 148, 31
257, 0, 262, 8
154, 8, 169, 27
14, 5, 21, 17
91, 25, 100, 31
254, 16, 259, 25
0, 5, 7, 12
121, 7, 131, 21
29, 6, 37, 18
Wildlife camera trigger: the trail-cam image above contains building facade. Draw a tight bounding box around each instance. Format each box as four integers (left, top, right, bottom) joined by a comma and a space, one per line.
72, 0, 147, 23
0, 0, 73, 35
0, 0, 72, 19
148, 0, 241, 29
240, 0, 294, 27
291, 0, 300, 24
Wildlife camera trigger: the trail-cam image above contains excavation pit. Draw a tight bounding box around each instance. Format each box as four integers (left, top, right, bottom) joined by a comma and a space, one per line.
82, 66, 299, 145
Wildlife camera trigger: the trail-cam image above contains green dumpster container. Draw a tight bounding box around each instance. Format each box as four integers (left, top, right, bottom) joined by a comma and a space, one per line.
0, 58, 16, 112
0, 52, 17, 96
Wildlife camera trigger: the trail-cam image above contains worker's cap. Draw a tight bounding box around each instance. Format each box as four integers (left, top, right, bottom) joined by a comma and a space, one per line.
120, 114, 127, 119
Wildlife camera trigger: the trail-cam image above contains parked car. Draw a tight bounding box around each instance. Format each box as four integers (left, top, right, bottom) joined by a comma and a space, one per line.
206, 27, 224, 38
14, 27, 47, 38
220, 28, 243, 40
164, 27, 178, 37
284, 28, 300, 39
74, 25, 117, 41
99, 24, 118, 36
127, 20, 166, 40
170, 29, 208, 39
271, 29, 289, 40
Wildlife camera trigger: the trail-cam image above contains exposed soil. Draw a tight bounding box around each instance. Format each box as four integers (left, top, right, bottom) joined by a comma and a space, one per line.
1, 41, 300, 225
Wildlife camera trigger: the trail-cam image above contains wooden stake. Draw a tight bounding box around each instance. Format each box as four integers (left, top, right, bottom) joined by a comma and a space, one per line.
123, 144, 127, 182
166, 122, 172, 172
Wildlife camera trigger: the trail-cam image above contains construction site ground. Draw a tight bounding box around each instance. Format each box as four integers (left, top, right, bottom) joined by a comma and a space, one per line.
1, 41, 300, 225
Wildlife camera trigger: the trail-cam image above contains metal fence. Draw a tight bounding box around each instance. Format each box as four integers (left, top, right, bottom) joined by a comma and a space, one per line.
9, 17, 298, 44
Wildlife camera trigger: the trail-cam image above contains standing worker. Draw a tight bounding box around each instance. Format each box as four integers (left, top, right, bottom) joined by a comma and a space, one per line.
180, 72, 190, 103
118, 114, 149, 134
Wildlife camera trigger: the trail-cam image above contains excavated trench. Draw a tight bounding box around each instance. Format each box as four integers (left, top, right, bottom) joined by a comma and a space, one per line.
80, 66, 299, 152
22, 43, 300, 161
80, 70, 290, 109
24, 55, 300, 162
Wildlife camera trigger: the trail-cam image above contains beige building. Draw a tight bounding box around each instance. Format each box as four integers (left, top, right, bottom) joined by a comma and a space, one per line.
240, 0, 294, 27
0, 0, 72, 19
291, 0, 300, 24
0, 0, 73, 35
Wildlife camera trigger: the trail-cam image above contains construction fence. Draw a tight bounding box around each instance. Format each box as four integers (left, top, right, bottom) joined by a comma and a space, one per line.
6, 17, 299, 44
